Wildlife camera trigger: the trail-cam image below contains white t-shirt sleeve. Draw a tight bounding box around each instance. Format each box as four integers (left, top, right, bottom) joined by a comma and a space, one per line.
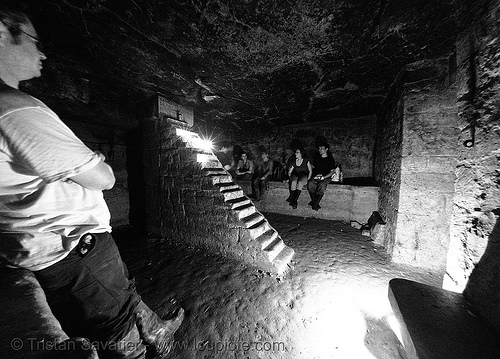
1, 106, 100, 182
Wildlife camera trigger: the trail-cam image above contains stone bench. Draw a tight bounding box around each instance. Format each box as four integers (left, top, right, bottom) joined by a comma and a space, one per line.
388, 278, 500, 359
235, 178, 379, 224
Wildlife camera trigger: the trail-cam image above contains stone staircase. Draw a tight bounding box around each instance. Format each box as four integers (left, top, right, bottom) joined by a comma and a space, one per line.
202, 164, 295, 276
170, 128, 294, 276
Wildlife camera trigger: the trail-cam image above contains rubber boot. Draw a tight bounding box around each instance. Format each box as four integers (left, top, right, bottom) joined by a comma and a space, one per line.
288, 189, 296, 207
308, 191, 315, 206
285, 189, 292, 203
292, 190, 301, 209
100, 324, 147, 359
312, 194, 323, 211
134, 301, 185, 358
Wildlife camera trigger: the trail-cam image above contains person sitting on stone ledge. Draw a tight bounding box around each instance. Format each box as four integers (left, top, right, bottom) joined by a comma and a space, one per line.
307, 141, 336, 211
215, 142, 244, 179
251, 150, 274, 201
235, 151, 254, 181
0, 2, 184, 358
287, 148, 312, 209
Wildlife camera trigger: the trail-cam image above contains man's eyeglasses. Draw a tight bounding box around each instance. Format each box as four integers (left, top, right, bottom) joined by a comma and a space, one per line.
19, 29, 43, 52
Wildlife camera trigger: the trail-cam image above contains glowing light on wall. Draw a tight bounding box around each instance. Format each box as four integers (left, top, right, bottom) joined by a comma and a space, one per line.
196, 153, 218, 163
176, 128, 213, 153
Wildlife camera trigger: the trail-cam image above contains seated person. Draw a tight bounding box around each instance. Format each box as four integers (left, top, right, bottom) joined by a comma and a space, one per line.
251, 150, 274, 200
215, 143, 243, 178
307, 142, 336, 211
284, 151, 296, 203
235, 151, 254, 181
287, 148, 312, 209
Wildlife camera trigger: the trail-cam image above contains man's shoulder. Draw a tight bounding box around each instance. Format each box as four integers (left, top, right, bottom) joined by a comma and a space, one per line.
0, 85, 42, 115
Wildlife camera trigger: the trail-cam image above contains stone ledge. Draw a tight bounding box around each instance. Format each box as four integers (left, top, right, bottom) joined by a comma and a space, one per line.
388, 278, 500, 359
236, 179, 379, 224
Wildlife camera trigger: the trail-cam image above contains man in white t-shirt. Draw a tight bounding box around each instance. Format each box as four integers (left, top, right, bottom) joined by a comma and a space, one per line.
0, 2, 183, 358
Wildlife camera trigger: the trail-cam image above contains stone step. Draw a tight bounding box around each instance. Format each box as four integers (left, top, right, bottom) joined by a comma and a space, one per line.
233, 203, 256, 219
203, 168, 227, 176
226, 196, 251, 209
255, 229, 279, 250
210, 174, 233, 185
264, 237, 286, 262
200, 159, 223, 169
221, 188, 244, 201
248, 220, 270, 238
217, 182, 240, 192
271, 246, 295, 276
242, 212, 265, 228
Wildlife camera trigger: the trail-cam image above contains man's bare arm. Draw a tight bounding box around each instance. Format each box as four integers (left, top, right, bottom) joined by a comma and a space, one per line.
69, 159, 115, 190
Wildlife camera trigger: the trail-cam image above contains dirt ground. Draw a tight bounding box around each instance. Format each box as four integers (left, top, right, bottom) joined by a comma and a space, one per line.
117, 213, 441, 359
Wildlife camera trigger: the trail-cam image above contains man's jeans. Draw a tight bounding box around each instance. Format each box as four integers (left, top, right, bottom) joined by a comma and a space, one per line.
34, 232, 140, 345
307, 177, 329, 196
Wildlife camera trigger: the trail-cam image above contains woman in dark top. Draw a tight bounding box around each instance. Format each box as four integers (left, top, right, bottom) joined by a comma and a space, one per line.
287, 148, 312, 209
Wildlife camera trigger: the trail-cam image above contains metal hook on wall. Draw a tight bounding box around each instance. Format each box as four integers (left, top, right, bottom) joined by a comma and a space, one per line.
463, 41, 478, 149
463, 123, 475, 148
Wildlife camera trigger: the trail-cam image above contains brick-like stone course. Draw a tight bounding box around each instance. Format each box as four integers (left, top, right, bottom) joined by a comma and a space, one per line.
375, 59, 459, 273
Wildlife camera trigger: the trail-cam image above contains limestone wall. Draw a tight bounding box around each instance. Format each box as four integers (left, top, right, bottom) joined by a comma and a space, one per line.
395, 63, 458, 273
451, 0, 500, 329
229, 116, 376, 179
374, 80, 404, 255
375, 60, 459, 274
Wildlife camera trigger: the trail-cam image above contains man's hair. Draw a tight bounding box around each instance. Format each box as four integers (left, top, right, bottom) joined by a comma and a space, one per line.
0, 1, 30, 44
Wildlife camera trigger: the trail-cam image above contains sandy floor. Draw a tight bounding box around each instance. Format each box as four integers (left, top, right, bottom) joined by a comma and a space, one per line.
117, 213, 441, 359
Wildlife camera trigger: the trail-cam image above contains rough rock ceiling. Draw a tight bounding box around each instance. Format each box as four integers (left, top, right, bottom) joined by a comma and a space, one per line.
28, 0, 466, 132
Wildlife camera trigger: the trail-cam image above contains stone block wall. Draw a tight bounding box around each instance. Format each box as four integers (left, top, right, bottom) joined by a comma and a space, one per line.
375, 60, 459, 274
142, 118, 294, 274
394, 71, 458, 273
374, 83, 404, 254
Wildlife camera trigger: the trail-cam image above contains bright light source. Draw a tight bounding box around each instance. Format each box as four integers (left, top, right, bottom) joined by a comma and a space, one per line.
192, 137, 213, 152
176, 128, 213, 152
